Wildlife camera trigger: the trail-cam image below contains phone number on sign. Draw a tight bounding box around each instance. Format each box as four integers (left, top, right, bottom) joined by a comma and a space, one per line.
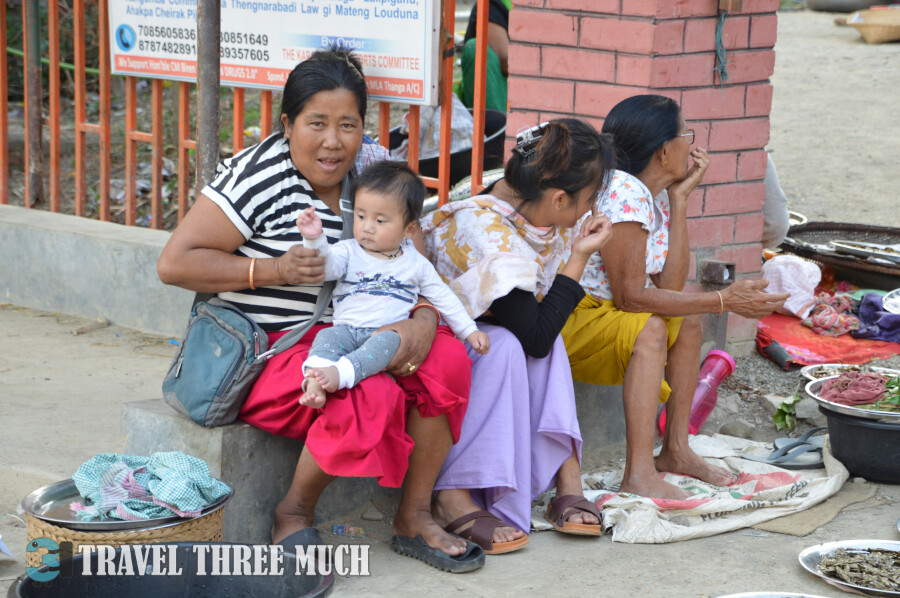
220, 47, 270, 61
138, 25, 196, 41
220, 32, 269, 46
138, 40, 196, 55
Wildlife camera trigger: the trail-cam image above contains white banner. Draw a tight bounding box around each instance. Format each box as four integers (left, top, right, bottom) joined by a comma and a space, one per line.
109, 0, 441, 105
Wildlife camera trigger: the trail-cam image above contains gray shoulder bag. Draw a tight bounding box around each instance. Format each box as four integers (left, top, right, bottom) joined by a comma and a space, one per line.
162, 186, 354, 428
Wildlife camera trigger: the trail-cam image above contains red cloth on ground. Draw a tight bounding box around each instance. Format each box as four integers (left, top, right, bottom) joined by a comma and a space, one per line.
238, 324, 471, 488
756, 313, 900, 367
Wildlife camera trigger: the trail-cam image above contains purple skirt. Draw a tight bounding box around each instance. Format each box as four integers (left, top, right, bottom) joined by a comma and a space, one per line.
434, 323, 582, 533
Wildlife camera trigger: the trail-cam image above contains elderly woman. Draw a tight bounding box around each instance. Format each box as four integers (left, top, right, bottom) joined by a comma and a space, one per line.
562, 95, 790, 500
421, 119, 615, 554
157, 48, 484, 572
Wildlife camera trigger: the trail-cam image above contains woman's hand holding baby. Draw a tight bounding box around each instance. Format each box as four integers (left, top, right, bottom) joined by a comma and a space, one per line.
467, 330, 490, 355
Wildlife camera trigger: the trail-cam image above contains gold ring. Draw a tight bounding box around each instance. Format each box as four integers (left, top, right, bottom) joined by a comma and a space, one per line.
407, 362, 417, 372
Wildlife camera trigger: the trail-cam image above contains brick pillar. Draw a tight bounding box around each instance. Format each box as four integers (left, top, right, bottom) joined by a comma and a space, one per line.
506, 0, 779, 353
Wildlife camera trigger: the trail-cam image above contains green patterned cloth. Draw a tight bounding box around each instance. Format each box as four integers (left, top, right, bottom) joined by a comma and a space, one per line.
71, 451, 231, 521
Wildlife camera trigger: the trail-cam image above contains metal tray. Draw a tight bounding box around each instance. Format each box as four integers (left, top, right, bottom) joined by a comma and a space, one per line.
801, 363, 900, 382
883, 289, 900, 315
21, 478, 234, 531
799, 539, 900, 597
832, 240, 900, 264
806, 377, 900, 424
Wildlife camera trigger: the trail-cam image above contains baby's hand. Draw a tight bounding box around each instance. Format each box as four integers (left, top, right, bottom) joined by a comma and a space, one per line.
297, 206, 323, 238
467, 330, 490, 355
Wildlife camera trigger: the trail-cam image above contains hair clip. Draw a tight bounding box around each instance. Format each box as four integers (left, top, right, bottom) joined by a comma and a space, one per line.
514, 122, 549, 157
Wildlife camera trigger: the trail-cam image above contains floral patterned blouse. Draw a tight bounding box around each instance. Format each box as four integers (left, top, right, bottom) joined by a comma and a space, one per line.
580, 169, 671, 301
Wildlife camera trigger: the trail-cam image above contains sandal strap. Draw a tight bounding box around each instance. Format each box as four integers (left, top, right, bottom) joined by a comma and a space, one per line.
549, 494, 601, 527
443, 510, 503, 551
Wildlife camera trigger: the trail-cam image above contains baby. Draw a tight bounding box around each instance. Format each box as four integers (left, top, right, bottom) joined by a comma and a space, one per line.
297, 161, 489, 408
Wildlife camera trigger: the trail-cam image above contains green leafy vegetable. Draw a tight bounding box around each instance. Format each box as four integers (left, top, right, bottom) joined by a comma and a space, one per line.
773, 393, 801, 431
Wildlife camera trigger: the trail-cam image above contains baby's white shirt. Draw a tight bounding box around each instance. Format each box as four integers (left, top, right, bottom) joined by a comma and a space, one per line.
303, 236, 479, 341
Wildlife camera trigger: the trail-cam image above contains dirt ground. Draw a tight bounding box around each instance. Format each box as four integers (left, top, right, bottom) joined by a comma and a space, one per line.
768, 9, 900, 227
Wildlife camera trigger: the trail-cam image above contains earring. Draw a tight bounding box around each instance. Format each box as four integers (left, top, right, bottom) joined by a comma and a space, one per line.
663, 159, 668, 166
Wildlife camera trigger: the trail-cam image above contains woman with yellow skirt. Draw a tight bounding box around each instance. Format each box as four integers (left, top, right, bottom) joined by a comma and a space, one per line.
561, 95, 790, 500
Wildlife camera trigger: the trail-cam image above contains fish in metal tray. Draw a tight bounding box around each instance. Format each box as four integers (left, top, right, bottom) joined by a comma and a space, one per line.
817, 548, 900, 592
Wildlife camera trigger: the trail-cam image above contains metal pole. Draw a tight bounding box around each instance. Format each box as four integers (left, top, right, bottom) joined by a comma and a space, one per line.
195, 0, 221, 197
23, 0, 44, 207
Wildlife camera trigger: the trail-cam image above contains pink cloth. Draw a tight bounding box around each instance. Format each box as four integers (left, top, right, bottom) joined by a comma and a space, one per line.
819, 371, 887, 406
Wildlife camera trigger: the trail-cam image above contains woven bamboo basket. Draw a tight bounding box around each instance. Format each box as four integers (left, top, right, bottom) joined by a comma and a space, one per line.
25, 509, 224, 567
848, 8, 900, 44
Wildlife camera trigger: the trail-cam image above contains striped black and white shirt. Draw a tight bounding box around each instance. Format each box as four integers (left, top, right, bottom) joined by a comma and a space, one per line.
202, 133, 345, 332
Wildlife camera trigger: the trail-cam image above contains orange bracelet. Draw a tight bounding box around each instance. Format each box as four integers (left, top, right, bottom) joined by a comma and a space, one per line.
248, 257, 257, 290
409, 303, 440, 326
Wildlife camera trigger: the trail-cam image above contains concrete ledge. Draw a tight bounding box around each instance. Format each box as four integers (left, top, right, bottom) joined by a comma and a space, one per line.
575, 382, 626, 466
0, 205, 193, 337
121, 385, 627, 544
121, 399, 399, 543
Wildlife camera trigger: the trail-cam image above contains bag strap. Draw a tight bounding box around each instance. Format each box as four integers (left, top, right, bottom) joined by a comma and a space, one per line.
257, 177, 354, 360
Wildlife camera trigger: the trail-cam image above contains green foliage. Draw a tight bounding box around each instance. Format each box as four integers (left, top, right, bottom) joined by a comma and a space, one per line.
6, 1, 103, 101
773, 393, 801, 431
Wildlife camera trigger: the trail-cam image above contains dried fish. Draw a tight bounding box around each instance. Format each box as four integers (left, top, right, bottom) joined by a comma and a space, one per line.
810, 364, 864, 379
817, 548, 900, 591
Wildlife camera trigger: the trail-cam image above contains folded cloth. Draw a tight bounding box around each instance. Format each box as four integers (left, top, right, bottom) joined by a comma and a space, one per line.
818, 370, 887, 406
852, 292, 900, 343
71, 452, 231, 521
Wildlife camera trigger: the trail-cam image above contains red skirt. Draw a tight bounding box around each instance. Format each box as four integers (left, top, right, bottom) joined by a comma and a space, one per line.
238, 324, 471, 488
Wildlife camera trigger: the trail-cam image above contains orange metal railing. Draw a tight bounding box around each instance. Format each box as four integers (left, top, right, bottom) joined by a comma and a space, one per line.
2, 0, 491, 223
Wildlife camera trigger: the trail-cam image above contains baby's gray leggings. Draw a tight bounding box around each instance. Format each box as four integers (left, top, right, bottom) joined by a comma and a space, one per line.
306, 324, 401, 387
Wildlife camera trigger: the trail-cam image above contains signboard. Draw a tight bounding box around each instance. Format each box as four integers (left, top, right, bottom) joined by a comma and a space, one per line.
109, 0, 441, 105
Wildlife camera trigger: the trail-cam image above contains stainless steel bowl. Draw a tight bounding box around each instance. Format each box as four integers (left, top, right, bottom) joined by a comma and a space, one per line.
799, 540, 900, 597
805, 376, 900, 424
21, 478, 234, 531
800, 363, 900, 382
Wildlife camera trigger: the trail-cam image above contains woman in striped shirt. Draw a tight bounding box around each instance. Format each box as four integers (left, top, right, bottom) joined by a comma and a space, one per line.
158, 48, 483, 572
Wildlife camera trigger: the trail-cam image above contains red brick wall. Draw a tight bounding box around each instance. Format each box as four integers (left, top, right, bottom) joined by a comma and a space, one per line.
506, 0, 779, 351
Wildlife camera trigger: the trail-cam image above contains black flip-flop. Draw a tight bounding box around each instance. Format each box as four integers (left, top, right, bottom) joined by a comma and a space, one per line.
391, 534, 485, 573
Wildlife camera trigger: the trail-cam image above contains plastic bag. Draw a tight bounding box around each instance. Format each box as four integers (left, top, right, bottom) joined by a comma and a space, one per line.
761, 255, 821, 319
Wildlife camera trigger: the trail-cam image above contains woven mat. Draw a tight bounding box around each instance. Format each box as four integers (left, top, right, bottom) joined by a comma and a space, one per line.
752, 481, 876, 536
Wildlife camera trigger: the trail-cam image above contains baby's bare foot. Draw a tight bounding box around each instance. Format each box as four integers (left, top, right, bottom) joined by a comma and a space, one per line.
299, 378, 326, 409
309, 366, 340, 392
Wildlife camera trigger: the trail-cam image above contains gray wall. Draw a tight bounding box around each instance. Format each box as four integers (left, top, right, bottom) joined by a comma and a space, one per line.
0, 205, 193, 337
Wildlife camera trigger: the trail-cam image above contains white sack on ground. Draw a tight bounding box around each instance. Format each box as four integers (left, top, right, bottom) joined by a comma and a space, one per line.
531, 433, 847, 543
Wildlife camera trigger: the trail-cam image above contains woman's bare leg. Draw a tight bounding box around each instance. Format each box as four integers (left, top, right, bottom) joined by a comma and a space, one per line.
394, 411, 469, 556
618, 316, 692, 500
656, 315, 736, 486
271, 446, 334, 543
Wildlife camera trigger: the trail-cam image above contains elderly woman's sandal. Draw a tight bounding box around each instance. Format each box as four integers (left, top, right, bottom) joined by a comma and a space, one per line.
443, 510, 529, 555
545, 495, 603, 536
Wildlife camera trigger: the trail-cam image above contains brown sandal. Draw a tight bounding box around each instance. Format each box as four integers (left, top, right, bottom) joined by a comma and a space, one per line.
444, 510, 529, 555
545, 494, 603, 536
